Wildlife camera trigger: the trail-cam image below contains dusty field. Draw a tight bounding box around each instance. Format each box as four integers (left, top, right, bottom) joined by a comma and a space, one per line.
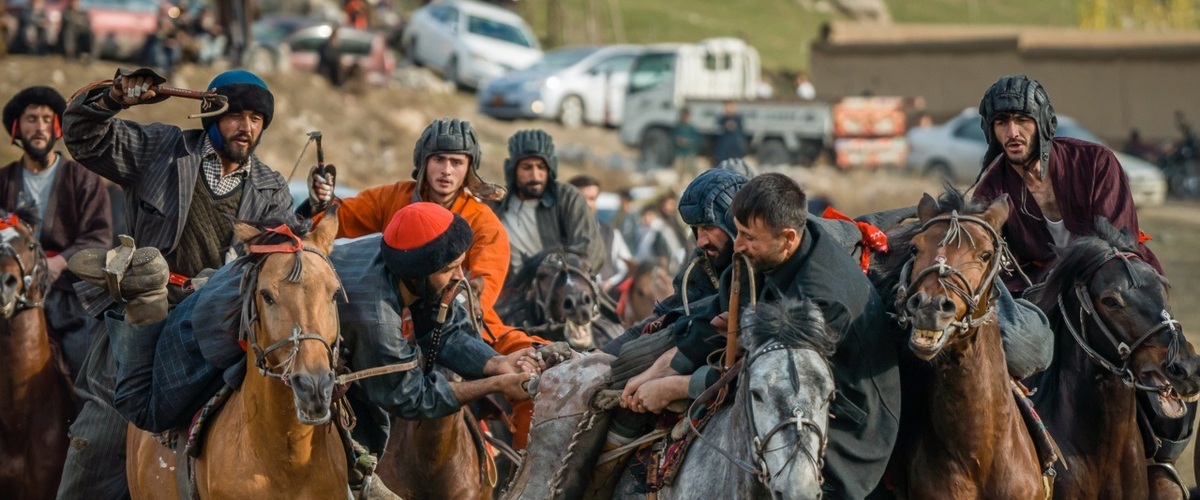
4, 54, 1200, 486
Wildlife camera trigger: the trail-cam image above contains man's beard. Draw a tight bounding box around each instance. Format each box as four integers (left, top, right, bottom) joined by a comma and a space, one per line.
1004, 140, 1038, 167
402, 276, 440, 304
518, 181, 545, 200
20, 135, 56, 166
219, 133, 260, 165
705, 240, 734, 273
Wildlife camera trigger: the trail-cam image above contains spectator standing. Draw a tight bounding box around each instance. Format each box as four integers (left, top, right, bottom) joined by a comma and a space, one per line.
795, 71, 816, 100
673, 108, 701, 184
59, 0, 95, 62
712, 100, 746, 166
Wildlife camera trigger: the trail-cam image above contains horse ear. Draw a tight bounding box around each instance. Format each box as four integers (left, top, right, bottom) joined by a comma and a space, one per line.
234, 221, 263, 245
309, 205, 340, 255
980, 194, 1011, 232
917, 193, 938, 224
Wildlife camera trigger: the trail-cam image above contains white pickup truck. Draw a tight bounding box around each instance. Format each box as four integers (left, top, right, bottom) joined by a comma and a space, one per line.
619, 38, 833, 168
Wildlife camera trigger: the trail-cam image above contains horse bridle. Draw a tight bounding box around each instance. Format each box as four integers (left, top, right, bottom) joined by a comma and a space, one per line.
529, 252, 600, 328
688, 339, 835, 486
0, 214, 47, 315
238, 225, 346, 386
894, 211, 1012, 337
1055, 248, 1184, 393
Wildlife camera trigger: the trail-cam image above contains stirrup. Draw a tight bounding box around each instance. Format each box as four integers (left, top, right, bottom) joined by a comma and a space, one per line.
1148, 462, 1190, 499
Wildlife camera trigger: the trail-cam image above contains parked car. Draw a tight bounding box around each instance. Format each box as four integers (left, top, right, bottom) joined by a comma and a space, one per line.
401, 0, 541, 89
478, 44, 642, 128
283, 23, 396, 86
905, 108, 1168, 207
247, 14, 319, 73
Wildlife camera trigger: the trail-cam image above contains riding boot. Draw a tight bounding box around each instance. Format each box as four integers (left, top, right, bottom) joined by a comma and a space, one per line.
582, 416, 641, 500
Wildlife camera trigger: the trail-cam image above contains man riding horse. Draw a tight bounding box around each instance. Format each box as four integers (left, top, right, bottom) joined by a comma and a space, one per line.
0, 86, 111, 378
491, 129, 605, 278
301, 117, 553, 448
72, 203, 549, 496
58, 68, 293, 499
971, 74, 1193, 495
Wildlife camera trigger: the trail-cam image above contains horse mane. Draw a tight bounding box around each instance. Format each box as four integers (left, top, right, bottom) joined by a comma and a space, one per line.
503, 247, 589, 294
1029, 217, 1146, 313
10, 205, 41, 229
869, 184, 989, 305
741, 297, 837, 360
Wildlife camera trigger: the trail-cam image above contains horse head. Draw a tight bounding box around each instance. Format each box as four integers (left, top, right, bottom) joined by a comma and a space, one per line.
510, 249, 600, 349
234, 209, 343, 425
738, 297, 837, 498
894, 189, 1010, 360
0, 208, 46, 319
622, 259, 673, 326
1033, 217, 1200, 419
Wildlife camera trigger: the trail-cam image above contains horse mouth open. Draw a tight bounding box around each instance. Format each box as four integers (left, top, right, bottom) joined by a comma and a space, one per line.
909, 328, 951, 360
0, 299, 15, 318
294, 403, 332, 426
1140, 371, 1199, 419
564, 320, 594, 350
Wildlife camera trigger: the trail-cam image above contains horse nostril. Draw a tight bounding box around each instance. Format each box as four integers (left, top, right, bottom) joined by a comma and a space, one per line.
581, 294, 592, 306
936, 296, 956, 314
1, 273, 17, 293
562, 298, 575, 311
906, 292, 926, 312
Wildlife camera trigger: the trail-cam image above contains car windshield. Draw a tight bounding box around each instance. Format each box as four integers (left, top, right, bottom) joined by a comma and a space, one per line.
467, 15, 533, 48
1056, 121, 1106, 145
628, 52, 676, 94
528, 48, 596, 71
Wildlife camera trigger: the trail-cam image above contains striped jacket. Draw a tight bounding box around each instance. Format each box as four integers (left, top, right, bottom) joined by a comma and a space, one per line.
63, 87, 294, 313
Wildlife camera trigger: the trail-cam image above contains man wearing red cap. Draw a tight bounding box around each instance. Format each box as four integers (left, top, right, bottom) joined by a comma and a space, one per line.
60, 68, 294, 498
0, 86, 112, 378
76, 203, 544, 496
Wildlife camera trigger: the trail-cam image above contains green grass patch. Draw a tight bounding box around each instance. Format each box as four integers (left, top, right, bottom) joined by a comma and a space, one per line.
884, 0, 1078, 26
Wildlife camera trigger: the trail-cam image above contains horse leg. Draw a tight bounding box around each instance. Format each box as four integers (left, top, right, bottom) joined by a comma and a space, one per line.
125, 424, 181, 499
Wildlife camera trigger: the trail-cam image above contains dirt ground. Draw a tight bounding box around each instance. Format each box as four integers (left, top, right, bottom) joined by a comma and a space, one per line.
4, 55, 1200, 486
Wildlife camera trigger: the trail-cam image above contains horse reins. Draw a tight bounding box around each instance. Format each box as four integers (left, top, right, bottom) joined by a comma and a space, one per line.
0, 214, 47, 315
527, 252, 601, 332
893, 211, 1013, 337
238, 224, 345, 385
1055, 249, 1184, 393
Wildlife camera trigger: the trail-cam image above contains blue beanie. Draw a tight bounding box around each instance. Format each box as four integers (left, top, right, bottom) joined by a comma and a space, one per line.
201, 70, 274, 150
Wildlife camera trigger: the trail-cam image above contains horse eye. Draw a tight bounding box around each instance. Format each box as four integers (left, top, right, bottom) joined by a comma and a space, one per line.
1101, 297, 1121, 308
980, 251, 993, 262
751, 390, 764, 403
260, 290, 276, 305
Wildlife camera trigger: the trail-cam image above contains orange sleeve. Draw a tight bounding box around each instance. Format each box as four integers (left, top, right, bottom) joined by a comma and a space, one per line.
334, 182, 408, 238
464, 206, 511, 314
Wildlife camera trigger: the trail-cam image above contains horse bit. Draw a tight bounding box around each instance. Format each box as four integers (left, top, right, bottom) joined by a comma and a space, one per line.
238, 225, 345, 386
894, 211, 1013, 337
529, 252, 600, 328
0, 214, 46, 315
1056, 249, 1185, 393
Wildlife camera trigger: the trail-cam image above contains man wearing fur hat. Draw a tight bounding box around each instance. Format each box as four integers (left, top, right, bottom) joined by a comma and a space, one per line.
303, 118, 551, 448
491, 129, 605, 276
58, 69, 293, 498
0, 86, 112, 377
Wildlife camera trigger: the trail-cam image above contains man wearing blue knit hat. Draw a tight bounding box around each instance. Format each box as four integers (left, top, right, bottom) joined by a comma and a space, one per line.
56, 68, 293, 499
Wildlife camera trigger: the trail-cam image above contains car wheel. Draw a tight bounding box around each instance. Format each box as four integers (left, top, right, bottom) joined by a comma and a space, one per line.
641, 127, 675, 170
757, 138, 792, 167
796, 139, 823, 167
403, 38, 419, 66
559, 95, 585, 129
925, 159, 955, 182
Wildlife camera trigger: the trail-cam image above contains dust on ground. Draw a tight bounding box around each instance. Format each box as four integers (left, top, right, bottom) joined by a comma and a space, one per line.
5, 54, 1200, 486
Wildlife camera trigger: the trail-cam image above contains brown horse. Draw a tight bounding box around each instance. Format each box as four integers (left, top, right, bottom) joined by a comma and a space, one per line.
125, 215, 348, 499
875, 189, 1044, 498
378, 382, 493, 500
0, 208, 75, 499
1028, 217, 1200, 499
618, 260, 673, 327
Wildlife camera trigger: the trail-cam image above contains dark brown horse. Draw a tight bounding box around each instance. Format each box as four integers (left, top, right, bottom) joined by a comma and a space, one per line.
0, 208, 75, 499
497, 249, 621, 350
378, 378, 493, 500
617, 259, 673, 327
874, 189, 1044, 498
1028, 217, 1200, 499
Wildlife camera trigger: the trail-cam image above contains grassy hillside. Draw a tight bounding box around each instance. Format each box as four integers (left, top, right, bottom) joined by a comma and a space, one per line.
885, 0, 1077, 26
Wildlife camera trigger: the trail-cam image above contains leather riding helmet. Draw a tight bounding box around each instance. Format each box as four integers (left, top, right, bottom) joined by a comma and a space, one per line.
978, 74, 1057, 178
503, 129, 558, 192
411, 118, 505, 201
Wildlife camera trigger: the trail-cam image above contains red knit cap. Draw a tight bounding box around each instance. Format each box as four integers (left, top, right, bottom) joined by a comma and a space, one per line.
381, 202, 473, 279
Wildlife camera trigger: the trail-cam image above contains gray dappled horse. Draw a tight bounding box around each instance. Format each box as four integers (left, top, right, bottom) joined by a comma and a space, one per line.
504, 298, 836, 499
497, 249, 621, 350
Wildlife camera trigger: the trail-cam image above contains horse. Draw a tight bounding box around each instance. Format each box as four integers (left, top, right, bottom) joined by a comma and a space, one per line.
1026, 217, 1200, 499
497, 249, 621, 350
377, 368, 494, 500
872, 188, 1045, 498
125, 215, 348, 499
617, 260, 673, 328
503, 297, 837, 499
0, 208, 75, 499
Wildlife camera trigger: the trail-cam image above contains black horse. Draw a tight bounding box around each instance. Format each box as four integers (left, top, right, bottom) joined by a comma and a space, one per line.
497, 249, 620, 350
